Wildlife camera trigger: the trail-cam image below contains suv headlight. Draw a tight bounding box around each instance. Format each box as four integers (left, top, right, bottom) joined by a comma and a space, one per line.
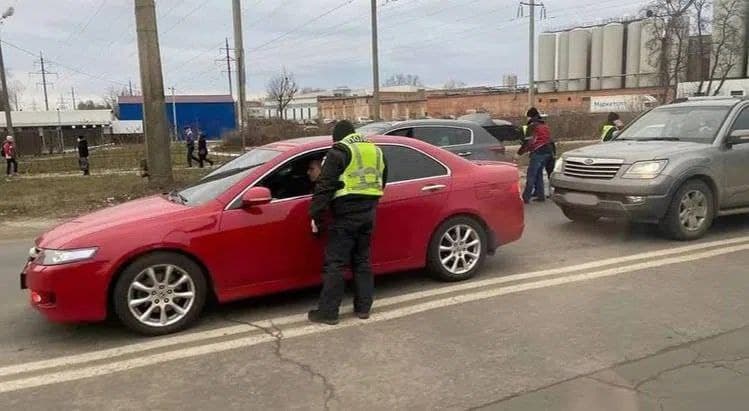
553, 158, 564, 173
38, 248, 98, 266
622, 160, 668, 179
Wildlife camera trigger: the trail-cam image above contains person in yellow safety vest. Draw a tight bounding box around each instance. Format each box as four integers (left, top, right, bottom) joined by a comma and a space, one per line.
308, 120, 388, 325
601, 112, 625, 142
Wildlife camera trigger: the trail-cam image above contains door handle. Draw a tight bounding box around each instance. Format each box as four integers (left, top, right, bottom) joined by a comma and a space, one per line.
457, 151, 472, 157
422, 184, 446, 192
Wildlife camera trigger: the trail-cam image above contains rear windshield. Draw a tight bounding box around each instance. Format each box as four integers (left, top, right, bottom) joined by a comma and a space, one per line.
616, 106, 731, 144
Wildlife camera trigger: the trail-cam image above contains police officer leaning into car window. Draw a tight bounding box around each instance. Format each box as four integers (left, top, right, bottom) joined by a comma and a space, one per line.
308, 120, 388, 325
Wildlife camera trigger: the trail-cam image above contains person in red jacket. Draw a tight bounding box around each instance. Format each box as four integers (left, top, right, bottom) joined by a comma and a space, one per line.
516, 108, 553, 203
2, 135, 18, 176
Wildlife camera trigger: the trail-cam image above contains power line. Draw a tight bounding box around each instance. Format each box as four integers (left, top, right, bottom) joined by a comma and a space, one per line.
54, 0, 108, 60
161, 0, 211, 35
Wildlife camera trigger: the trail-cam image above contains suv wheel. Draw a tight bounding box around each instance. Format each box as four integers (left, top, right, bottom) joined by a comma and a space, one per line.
561, 207, 601, 223
659, 180, 714, 241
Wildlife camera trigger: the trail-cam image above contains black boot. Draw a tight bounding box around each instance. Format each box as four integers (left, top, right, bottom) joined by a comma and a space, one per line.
308, 310, 339, 325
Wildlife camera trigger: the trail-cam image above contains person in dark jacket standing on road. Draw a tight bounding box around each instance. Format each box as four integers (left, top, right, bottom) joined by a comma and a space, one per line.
516, 108, 553, 203
197, 133, 214, 168
308, 120, 387, 325
77, 136, 90, 176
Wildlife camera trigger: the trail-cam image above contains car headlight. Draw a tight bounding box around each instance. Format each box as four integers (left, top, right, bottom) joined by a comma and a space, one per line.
39, 248, 98, 266
622, 160, 668, 179
553, 158, 564, 173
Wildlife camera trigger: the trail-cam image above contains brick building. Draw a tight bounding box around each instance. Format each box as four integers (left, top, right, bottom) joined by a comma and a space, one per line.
318, 86, 427, 122
426, 86, 666, 119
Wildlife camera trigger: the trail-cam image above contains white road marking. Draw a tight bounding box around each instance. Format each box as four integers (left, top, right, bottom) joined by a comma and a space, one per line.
0, 241, 747, 394
1, 234, 748, 379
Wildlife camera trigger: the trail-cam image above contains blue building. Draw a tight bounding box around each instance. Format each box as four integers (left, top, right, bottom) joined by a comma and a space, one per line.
117, 94, 236, 140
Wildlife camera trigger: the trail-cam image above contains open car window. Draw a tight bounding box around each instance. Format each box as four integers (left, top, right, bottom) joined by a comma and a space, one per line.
256, 150, 328, 201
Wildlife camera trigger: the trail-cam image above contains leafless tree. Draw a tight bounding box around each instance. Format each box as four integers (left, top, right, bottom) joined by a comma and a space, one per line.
701, 0, 745, 95
443, 79, 467, 89
103, 86, 128, 111
383, 73, 423, 87
642, 0, 693, 102
266, 68, 298, 119
78, 99, 111, 110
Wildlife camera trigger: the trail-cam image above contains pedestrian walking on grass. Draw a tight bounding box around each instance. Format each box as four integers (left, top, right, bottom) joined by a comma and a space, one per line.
77, 136, 90, 176
185, 127, 200, 167
197, 133, 214, 168
516, 108, 553, 204
2, 135, 18, 176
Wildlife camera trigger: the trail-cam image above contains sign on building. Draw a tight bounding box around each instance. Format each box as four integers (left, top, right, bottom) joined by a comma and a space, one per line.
590, 95, 657, 113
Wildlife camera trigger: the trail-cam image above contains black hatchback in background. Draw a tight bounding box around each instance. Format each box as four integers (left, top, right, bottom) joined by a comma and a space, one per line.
360, 118, 520, 162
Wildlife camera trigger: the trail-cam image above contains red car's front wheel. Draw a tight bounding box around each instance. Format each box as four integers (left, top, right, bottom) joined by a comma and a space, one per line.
113, 252, 208, 336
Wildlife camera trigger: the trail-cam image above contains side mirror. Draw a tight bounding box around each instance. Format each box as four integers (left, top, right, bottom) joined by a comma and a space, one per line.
241, 187, 272, 208
726, 129, 749, 147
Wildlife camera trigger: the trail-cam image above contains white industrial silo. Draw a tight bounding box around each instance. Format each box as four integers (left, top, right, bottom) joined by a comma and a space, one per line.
537, 33, 557, 93
568, 28, 591, 91
601, 23, 624, 89
625, 21, 642, 88
639, 19, 658, 87
590, 26, 604, 90
556, 31, 570, 92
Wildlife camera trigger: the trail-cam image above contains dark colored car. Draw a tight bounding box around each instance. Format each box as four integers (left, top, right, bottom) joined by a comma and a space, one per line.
377, 119, 512, 162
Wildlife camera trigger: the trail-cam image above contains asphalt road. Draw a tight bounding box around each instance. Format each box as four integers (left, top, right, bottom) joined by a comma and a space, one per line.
2, 202, 749, 410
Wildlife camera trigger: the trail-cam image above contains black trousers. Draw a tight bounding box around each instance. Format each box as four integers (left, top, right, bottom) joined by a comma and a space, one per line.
198, 152, 213, 168
6, 158, 17, 175
187, 146, 200, 167
317, 209, 376, 317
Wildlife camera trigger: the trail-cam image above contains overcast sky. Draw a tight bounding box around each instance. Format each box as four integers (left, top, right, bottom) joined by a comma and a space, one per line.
1, 0, 651, 109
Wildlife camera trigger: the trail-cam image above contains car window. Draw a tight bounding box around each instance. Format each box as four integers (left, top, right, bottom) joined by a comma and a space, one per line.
387, 128, 412, 137
380, 145, 448, 183
484, 125, 522, 142
411, 127, 472, 147
730, 107, 749, 131
257, 151, 327, 200
178, 148, 281, 206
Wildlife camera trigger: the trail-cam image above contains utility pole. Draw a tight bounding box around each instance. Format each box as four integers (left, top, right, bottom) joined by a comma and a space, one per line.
232, 0, 247, 150
30, 52, 56, 111
71, 87, 76, 110
518, 1, 546, 107
128, 79, 134, 96
0, 7, 15, 138
135, 0, 173, 186
370, 0, 381, 121
219, 37, 235, 98
169, 86, 177, 141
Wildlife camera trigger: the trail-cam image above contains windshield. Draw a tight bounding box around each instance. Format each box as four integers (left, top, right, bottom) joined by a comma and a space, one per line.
177, 148, 281, 206
616, 106, 730, 144
356, 123, 391, 136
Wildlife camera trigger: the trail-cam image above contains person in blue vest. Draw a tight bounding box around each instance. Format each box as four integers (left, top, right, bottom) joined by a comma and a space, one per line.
308, 120, 388, 325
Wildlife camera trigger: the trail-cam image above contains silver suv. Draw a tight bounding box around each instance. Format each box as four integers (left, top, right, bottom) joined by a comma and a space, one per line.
551, 97, 749, 240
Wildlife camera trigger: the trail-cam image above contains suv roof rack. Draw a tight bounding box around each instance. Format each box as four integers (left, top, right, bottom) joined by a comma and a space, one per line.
672, 95, 747, 104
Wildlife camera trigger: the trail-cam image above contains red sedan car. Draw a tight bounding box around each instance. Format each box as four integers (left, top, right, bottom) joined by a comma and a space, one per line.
21, 136, 524, 335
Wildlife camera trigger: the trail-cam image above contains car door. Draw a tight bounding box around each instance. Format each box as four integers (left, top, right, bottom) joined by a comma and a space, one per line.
217, 152, 327, 293
371, 144, 452, 272
722, 105, 749, 207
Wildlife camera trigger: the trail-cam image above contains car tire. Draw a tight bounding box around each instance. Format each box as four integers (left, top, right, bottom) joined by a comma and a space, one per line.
561, 207, 601, 223
113, 252, 207, 336
427, 216, 487, 282
659, 179, 714, 241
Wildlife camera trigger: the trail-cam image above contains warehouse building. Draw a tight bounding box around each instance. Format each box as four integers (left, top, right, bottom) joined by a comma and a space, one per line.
118, 94, 236, 140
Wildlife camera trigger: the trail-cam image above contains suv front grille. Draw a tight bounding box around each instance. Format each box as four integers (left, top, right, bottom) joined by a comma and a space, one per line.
563, 157, 624, 180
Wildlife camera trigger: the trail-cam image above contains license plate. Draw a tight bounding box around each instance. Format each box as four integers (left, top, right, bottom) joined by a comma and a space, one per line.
20, 273, 27, 290
565, 192, 599, 206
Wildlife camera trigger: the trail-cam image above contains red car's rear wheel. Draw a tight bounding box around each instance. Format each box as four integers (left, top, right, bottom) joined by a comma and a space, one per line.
113, 252, 207, 336
428, 216, 487, 282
